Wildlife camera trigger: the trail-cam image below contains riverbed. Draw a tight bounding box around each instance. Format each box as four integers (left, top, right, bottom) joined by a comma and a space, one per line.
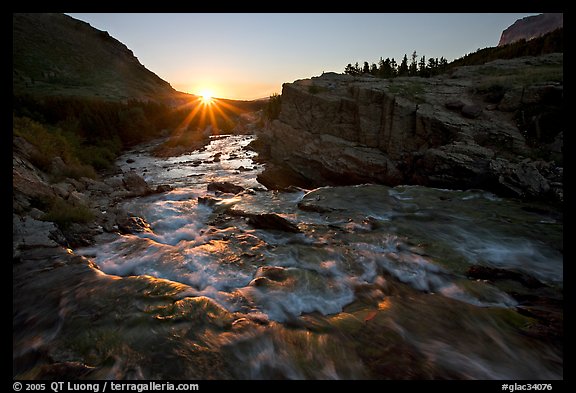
16, 134, 563, 379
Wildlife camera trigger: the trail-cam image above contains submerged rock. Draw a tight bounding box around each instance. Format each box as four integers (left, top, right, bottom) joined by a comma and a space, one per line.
466, 265, 546, 289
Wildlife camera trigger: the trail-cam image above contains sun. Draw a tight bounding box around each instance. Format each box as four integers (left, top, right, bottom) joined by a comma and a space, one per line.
200, 90, 214, 104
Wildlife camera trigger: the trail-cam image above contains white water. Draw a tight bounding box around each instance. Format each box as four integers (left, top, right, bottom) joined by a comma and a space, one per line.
75, 134, 562, 379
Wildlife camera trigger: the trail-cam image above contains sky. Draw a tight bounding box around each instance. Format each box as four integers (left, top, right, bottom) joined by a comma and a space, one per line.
67, 13, 540, 101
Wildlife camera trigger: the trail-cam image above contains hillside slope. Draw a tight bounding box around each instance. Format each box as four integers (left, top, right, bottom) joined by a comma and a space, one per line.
13, 13, 177, 102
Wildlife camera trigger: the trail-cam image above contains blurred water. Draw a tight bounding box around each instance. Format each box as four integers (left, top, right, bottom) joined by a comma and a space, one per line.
72, 134, 562, 380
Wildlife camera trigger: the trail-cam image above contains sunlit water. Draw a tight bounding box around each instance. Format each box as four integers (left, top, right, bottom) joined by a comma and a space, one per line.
74, 134, 562, 380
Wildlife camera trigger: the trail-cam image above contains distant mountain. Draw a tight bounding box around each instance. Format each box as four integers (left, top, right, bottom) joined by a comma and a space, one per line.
498, 13, 563, 46
13, 13, 178, 102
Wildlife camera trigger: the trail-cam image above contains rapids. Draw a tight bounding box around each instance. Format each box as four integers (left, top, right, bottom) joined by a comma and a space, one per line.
21, 134, 563, 380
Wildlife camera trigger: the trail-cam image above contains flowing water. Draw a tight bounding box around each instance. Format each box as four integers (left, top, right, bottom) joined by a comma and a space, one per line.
25, 134, 562, 379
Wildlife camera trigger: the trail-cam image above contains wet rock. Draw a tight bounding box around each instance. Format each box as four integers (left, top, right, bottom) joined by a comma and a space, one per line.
466, 265, 546, 289
116, 215, 151, 234
255, 266, 289, 282
237, 166, 254, 172
207, 181, 245, 195
154, 184, 173, 193
36, 361, 96, 379
245, 213, 301, 233
198, 196, 220, 207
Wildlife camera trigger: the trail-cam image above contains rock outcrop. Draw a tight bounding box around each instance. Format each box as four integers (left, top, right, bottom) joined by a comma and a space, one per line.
254, 54, 563, 204
498, 13, 563, 47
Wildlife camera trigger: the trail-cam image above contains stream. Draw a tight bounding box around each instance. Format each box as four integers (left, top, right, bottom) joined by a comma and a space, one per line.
35, 134, 562, 379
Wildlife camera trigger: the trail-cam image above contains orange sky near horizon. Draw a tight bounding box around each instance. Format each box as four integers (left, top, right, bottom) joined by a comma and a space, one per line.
173, 80, 280, 101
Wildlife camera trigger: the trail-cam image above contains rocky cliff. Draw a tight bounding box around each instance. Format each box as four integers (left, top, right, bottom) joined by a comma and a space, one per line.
13, 13, 177, 102
254, 53, 563, 204
498, 13, 563, 46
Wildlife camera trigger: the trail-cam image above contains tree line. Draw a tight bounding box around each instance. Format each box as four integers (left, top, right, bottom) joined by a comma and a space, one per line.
344, 51, 449, 78
343, 27, 562, 79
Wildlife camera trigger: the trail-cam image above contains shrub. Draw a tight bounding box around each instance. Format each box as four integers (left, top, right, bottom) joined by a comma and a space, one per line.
263, 93, 282, 120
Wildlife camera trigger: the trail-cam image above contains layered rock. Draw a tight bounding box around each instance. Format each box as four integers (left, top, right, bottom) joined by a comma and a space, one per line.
254, 54, 563, 204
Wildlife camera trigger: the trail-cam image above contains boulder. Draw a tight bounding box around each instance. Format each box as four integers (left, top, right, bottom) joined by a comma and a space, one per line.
246, 213, 301, 233
154, 184, 173, 193
207, 181, 245, 195
116, 215, 151, 234
122, 171, 152, 196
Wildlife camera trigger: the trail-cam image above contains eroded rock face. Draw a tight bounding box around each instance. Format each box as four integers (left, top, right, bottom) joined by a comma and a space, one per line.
255, 55, 563, 204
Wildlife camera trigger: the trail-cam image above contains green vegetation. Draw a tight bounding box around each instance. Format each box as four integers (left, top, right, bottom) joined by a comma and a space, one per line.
42, 198, 95, 228
13, 115, 99, 180
387, 80, 426, 103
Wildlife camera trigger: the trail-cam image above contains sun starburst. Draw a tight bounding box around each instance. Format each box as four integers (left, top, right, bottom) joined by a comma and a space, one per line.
200, 90, 213, 104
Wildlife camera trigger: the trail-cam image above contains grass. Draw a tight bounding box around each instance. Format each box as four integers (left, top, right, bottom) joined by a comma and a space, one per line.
387, 79, 426, 103
13, 115, 104, 180
42, 197, 94, 228
475, 64, 562, 91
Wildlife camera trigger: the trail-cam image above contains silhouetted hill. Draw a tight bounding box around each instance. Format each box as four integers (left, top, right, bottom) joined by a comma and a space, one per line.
13, 13, 178, 102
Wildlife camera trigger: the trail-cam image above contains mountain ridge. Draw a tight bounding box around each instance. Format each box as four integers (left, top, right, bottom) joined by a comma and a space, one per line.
498, 13, 563, 46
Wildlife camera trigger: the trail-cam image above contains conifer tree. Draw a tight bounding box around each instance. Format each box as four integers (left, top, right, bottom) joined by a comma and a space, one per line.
409, 51, 418, 76
363, 61, 370, 74
398, 54, 409, 76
